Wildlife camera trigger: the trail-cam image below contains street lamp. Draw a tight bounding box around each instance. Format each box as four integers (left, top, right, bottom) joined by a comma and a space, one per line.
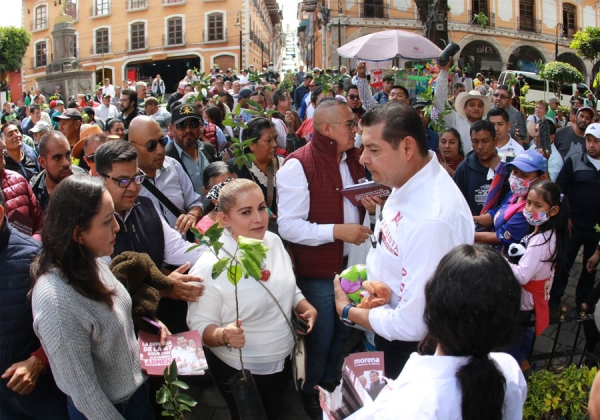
235, 11, 242, 71
555, 23, 564, 60
338, 0, 342, 68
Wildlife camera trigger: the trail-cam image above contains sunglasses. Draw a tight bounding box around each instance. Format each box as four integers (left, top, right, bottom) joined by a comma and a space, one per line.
493, 93, 509, 100
99, 172, 145, 188
175, 119, 201, 131
131, 136, 168, 152
330, 120, 359, 130
347, 94, 359, 100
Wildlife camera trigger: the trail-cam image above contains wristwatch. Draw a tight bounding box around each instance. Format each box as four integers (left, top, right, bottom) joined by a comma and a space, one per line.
341, 303, 356, 327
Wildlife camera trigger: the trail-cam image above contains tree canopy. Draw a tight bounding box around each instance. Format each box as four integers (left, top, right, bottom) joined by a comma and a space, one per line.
539, 61, 583, 98
570, 27, 600, 65
0, 26, 30, 76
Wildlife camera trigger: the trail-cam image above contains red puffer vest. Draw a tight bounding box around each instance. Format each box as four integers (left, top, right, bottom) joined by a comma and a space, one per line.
284, 130, 365, 278
0, 169, 43, 237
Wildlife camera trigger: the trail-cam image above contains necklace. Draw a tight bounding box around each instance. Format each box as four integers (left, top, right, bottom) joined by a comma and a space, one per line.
220, 234, 271, 281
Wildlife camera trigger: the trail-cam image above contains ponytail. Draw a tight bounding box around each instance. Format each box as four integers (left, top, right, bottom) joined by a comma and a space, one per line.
457, 356, 506, 420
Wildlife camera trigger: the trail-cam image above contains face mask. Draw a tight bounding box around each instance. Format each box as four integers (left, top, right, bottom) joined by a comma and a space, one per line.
269, 66, 274, 71
354, 133, 362, 148
509, 173, 537, 197
523, 208, 553, 226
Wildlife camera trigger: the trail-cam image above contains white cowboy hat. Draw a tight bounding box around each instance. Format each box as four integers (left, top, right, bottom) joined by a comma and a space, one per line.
454, 90, 491, 119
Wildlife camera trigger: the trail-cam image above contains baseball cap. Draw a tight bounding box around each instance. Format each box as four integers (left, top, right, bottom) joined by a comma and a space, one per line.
235, 87, 254, 99
171, 104, 201, 125
72, 125, 103, 159
30, 121, 51, 134
56, 100, 65, 106
585, 123, 600, 138
507, 149, 547, 173
411, 98, 431, 109
313, 67, 321, 72
577, 106, 595, 117
49, 100, 57, 109
142, 96, 159, 106
102, 92, 112, 98
82, 106, 95, 117
53, 108, 82, 121
54, 85, 61, 90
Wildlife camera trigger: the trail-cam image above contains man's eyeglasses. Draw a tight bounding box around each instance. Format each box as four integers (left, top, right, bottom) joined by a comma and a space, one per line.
347, 94, 359, 100
175, 119, 201, 131
330, 120, 359, 130
493, 93, 509, 100
131, 136, 168, 152
99, 172, 145, 188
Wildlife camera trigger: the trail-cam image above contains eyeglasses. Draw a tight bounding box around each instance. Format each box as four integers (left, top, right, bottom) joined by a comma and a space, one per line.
175, 119, 201, 131
347, 94, 359, 100
131, 136, 168, 152
330, 120, 359, 130
99, 172, 145, 188
85, 154, 95, 162
493, 93, 509, 100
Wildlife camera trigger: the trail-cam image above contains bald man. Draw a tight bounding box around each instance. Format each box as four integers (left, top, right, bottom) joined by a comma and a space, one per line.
276, 98, 371, 418
128, 116, 203, 235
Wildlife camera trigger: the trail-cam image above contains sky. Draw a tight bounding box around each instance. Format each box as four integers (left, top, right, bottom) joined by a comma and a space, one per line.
281, 0, 300, 35
0, 1, 22, 28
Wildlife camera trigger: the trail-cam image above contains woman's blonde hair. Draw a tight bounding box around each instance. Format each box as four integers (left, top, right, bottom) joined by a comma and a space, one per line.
218, 178, 262, 214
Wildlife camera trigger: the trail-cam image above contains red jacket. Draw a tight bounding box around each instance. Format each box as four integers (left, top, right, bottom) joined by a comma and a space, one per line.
1, 169, 43, 239
284, 130, 365, 278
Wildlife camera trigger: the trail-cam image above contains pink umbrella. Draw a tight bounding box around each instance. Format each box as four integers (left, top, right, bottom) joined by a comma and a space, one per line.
337, 29, 442, 62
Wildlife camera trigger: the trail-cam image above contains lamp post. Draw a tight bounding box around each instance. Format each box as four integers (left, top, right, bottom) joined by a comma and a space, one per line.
236, 11, 242, 71
555, 23, 564, 60
338, 0, 342, 68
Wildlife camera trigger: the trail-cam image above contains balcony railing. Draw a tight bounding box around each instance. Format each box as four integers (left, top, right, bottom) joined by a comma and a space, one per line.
126, 0, 148, 11
163, 0, 185, 4
202, 29, 227, 42
90, 4, 111, 16
163, 33, 186, 46
90, 43, 112, 55
127, 37, 148, 51
30, 19, 48, 31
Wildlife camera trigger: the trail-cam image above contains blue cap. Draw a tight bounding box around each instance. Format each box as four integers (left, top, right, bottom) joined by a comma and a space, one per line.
508, 149, 547, 173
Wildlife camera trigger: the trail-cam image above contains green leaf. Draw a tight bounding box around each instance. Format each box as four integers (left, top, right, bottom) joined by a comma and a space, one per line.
245, 99, 262, 111
0, 27, 31, 75
156, 387, 169, 404
185, 244, 202, 253
212, 257, 231, 279
171, 379, 189, 389
176, 393, 198, 406
222, 119, 238, 127
161, 410, 174, 417
227, 265, 243, 285
168, 359, 178, 382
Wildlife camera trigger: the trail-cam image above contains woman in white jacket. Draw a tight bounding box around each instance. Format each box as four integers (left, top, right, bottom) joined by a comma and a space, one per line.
187, 178, 317, 420
351, 244, 527, 420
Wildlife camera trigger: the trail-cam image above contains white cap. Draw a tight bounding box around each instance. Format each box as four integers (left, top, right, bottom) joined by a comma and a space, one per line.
585, 123, 600, 138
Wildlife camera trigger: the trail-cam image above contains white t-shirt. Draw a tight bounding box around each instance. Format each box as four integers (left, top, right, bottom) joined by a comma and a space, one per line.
588, 155, 600, 170
349, 352, 527, 420
497, 138, 525, 160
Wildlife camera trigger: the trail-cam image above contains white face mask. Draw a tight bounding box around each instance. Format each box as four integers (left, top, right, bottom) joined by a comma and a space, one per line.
354, 133, 362, 148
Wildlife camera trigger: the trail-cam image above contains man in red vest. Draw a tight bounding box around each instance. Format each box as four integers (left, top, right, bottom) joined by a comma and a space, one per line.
277, 97, 372, 419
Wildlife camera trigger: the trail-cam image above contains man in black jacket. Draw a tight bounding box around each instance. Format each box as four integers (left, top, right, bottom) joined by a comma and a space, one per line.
118, 88, 144, 139
0, 189, 68, 418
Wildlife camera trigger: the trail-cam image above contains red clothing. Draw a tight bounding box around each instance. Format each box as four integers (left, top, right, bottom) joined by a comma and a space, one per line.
523, 278, 551, 336
1, 169, 43, 239
436, 152, 464, 171
284, 130, 365, 278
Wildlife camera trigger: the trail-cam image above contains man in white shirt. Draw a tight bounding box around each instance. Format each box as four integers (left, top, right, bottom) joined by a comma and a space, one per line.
277, 98, 371, 419
95, 93, 119, 123
487, 107, 524, 160
333, 101, 474, 379
101, 78, 116, 98
142, 97, 171, 135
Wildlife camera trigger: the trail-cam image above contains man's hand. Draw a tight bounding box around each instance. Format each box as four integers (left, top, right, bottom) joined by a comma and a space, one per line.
333, 275, 352, 317
356, 62, 367, 79
161, 262, 204, 302
439, 57, 453, 72
587, 249, 600, 273
1, 356, 44, 395
284, 111, 295, 128
175, 213, 197, 235
360, 196, 385, 215
333, 223, 372, 246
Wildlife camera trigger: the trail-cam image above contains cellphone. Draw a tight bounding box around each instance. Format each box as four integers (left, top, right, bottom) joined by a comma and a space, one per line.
292, 309, 309, 333
538, 120, 551, 155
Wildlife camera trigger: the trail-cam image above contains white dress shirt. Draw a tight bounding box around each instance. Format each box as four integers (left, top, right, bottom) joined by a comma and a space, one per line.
95, 103, 119, 122
276, 153, 360, 256
435, 70, 474, 154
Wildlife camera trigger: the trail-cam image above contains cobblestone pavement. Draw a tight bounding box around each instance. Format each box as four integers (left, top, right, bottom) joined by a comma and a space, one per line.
184, 250, 597, 419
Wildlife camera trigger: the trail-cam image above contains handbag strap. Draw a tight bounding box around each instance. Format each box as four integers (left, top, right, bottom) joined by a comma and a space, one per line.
256, 280, 299, 344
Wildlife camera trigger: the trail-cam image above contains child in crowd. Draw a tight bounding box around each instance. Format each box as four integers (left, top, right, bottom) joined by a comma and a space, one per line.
505, 181, 569, 364
194, 161, 237, 233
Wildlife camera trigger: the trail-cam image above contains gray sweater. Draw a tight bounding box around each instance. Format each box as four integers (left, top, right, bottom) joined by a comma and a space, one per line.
32, 259, 144, 420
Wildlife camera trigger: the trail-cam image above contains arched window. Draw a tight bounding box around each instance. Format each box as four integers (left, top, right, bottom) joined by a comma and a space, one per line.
35, 41, 47, 67
519, 0, 535, 32
94, 0, 110, 16
96, 28, 110, 54
34, 5, 48, 30
563, 3, 577, 37
130, 22, 146, 50
208, 13, 224, 41
167, 17, 183, 45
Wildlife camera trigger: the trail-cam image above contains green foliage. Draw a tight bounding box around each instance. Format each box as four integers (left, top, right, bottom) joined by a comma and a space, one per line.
278, 72, 296, 93
0, 27, 31, 76
570, 27, 600, 64
156, 360, 197, 419
473, 12, 489, 30
187, 70, 214, 103
418, 84, 452, 134
594, 224, 600, 233
539, 62, 583, 98
523, 364, 596, 420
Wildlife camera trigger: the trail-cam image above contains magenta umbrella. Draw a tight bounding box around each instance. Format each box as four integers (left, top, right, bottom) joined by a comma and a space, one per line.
337, 29, 442, 62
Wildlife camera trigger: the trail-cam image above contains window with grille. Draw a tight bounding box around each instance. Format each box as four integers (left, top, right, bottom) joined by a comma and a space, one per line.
66, 0, 77, 20
519, 0, 535, 32
96, 28, 109, 54
563, 4, 576, 37
35, 6, 47, 30
36, 42, 47, 67
129, 0, 147, 9
168, 17, 183, 45
208, 13, 224, 41
131, 22, 145, 49
95, 0, 110, 16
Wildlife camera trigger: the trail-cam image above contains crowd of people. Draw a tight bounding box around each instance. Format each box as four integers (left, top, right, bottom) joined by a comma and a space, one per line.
1, 57, 599, 420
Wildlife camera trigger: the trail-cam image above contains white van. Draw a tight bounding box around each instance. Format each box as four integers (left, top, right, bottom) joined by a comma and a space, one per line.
498, 70, 597, 109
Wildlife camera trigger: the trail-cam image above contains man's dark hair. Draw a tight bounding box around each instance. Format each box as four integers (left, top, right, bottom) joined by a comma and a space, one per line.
454, 82, 465, 90
272, 89, 289, 107
361, 101, 428, 156
347, 85, 358, 93
470, 119, 496, 140
38, 131, 67, 158
391, 85, 409, 98
95, 140, 138, 175
29, 104, 40, 113
496, 84, 509, 92
121, 88, 138, 104
486, 107, 509, 123
570, 106, 579, 116
382, 76, 394, 83
67, 101, 79, 109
